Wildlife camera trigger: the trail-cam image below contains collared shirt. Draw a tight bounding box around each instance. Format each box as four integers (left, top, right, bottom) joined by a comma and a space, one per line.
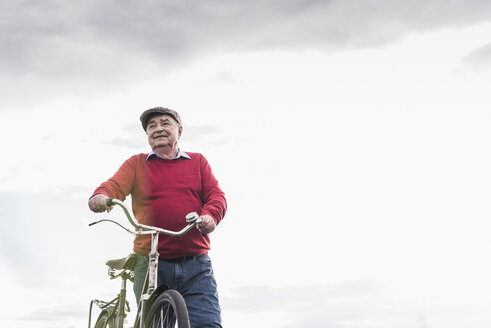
146, 149, 191, 161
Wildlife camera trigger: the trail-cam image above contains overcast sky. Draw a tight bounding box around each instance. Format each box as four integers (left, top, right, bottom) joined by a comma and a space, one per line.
2, 1, 491, 327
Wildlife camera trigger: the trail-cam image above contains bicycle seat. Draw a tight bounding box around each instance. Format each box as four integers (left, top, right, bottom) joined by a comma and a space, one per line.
106, 254, 137, 271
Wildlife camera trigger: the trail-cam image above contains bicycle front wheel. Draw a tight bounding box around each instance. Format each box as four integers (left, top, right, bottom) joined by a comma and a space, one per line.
144, 290, 190, 328
94, 307, 116, 328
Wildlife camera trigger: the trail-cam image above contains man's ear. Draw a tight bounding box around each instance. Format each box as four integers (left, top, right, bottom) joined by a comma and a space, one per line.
178, 125, 183, 138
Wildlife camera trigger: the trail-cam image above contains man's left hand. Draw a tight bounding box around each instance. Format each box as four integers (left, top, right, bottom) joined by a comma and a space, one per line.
197, 215, 216, 235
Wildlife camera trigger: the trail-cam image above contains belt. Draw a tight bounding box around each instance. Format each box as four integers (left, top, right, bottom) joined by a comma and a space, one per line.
163, 255, 201, 263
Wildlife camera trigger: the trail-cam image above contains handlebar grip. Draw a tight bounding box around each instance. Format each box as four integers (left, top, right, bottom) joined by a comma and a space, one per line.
106, 198, 114, 207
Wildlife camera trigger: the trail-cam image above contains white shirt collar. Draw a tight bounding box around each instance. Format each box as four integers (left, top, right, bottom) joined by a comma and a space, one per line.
146, 149, 191, 161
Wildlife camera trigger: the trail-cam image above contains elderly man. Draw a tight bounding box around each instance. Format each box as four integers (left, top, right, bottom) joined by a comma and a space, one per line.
88, 107, 227, 328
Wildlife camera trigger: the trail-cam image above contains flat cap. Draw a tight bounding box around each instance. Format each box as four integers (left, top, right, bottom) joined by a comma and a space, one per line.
140, 107, 182, 131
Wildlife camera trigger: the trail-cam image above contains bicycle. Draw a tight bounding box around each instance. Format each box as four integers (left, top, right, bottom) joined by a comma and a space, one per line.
87, 198, 202, 328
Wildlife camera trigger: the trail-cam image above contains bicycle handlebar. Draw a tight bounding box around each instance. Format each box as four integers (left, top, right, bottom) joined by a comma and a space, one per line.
90, 198, 201, 237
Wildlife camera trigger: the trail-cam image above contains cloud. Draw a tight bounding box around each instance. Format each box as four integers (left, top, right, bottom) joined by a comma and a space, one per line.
16, 307, 85, 322
0, 192, 52, 269
105, 122, 147, 149
224, 281, 382, 311
0, 302, 88, 328
462, 42, 491, 70
3, 0, 491, 106
183, 124, 223, 142
105, 137, 146, 149
222, 282, 413, 328
0, 188, 105, 284
222, 282, 489, 328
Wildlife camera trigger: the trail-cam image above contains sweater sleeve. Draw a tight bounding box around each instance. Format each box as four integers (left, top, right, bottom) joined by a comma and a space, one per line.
90, 155, 138, 201
199, 155, 227, 225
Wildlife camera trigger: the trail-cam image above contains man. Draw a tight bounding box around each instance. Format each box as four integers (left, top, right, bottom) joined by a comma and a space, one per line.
88, 107, 227, 328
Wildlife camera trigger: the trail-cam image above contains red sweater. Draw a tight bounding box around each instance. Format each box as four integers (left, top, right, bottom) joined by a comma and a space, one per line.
91, 152, 227, 258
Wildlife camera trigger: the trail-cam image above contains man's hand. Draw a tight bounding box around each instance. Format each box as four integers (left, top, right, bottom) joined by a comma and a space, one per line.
196, 215, 216, 235
88, 194, 112, 213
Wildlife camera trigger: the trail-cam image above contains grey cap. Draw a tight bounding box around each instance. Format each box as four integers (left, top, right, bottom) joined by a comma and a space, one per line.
140, 107, 182, 131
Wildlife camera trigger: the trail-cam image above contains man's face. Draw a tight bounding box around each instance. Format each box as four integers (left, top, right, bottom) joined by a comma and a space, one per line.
146, 114, 182, 151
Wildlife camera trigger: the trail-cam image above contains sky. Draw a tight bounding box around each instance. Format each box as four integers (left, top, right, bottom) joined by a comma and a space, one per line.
2, 1, 491, 327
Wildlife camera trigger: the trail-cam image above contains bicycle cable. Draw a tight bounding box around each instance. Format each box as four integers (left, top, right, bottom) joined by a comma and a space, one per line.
89, 219, 137, 235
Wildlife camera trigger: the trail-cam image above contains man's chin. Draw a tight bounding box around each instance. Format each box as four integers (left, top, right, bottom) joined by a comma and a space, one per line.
151, 143, 171, 150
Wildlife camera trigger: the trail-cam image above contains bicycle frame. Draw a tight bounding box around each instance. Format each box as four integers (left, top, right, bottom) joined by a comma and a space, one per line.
89, 198, 201, 328
137, 229, 160, 328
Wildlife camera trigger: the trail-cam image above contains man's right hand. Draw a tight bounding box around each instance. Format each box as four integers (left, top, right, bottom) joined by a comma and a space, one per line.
88, 194, 112, 213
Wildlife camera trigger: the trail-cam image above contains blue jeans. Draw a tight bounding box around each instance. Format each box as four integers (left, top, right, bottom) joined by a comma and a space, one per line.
133, 254, 222, 328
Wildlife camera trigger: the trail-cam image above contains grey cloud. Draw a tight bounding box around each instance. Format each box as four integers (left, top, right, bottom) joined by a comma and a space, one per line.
124, 121, 144, 133
2, 0, 491, 106
105, 122, 146, 149
223, 282, 440, 328
462, 43, 491, 70
184, 124, 223, 142
105, 137, 147, 149
224, 281, 382, 313
15, 307, 85, 322
1, 305, 86, 328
